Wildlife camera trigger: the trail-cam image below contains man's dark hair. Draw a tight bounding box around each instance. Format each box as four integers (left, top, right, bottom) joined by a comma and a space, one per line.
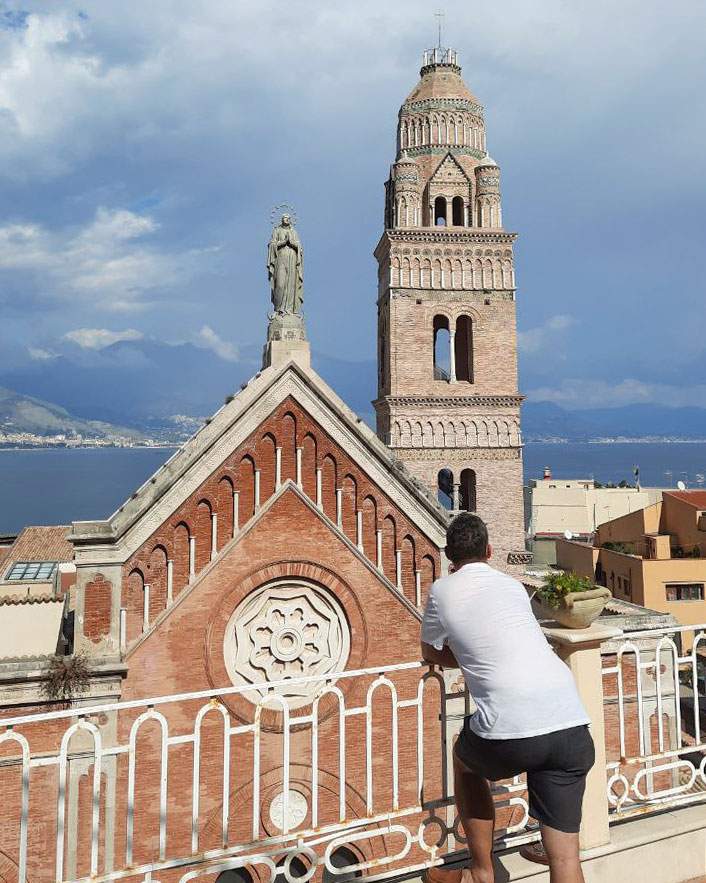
446, 513, 489, 563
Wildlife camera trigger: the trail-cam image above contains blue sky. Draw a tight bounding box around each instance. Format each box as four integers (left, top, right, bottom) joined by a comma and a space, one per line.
0, 0, 704, 409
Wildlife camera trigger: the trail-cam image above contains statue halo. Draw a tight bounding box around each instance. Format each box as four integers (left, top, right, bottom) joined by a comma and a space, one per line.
269, 202, 298, 227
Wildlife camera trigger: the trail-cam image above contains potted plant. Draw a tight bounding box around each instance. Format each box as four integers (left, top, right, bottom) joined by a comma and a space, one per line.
532, 571, 612, 629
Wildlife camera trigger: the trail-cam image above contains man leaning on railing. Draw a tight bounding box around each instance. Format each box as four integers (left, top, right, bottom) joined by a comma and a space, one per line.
420, 513, 595, 883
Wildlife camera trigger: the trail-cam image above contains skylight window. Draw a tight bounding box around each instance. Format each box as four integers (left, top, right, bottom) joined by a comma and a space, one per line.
5, 561, 57, 581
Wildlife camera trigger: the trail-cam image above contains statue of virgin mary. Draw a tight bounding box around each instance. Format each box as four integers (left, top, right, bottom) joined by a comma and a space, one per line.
267, 214, 304, 316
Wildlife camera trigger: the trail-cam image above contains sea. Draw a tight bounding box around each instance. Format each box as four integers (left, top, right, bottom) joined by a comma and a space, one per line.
0, 441, 705, 535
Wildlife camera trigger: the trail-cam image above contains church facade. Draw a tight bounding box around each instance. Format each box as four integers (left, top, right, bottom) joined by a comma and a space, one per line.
373, 47, 526, 566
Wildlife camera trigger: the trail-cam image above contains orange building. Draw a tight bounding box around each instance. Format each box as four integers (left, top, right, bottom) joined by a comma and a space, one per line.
557, 490, 706, 634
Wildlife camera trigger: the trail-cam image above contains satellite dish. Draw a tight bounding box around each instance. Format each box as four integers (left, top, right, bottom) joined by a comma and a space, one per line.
564, 530, 573, 540
677, 480, 686, 491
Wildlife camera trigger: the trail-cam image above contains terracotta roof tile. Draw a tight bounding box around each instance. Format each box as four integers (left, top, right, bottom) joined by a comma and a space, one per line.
3, 526, 73, 569
665, 491, 706, 508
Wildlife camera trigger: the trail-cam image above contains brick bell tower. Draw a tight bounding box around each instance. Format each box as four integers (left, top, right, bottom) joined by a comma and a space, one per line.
373, 46, 527, 567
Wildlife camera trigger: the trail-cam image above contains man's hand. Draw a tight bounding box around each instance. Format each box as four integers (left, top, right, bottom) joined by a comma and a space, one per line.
421, 641, 459, 668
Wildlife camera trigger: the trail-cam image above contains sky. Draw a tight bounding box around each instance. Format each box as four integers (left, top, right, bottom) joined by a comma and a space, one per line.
0, 0, 704, 410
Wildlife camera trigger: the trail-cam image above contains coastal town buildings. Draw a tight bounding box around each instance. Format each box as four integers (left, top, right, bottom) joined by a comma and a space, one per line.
557, 489, 706, 639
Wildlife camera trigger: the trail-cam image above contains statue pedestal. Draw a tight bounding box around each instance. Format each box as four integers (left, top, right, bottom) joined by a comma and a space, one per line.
263, 338, 311, 370
262, 313, 310, 370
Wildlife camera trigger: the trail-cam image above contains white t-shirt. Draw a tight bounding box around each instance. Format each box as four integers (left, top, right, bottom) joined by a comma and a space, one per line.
421, 562, 589, 740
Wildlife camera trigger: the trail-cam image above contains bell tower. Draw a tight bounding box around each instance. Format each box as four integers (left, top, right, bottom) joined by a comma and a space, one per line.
373, 46, 526, 567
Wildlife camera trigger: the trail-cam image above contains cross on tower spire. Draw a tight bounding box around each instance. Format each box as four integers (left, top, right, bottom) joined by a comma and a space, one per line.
434, 9, 445, 49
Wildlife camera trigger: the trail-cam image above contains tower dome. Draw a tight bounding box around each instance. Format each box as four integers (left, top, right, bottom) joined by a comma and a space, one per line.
404, 49, 480, 105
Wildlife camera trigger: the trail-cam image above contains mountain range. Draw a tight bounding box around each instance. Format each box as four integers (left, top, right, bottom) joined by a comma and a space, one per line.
2, 339, 706, 442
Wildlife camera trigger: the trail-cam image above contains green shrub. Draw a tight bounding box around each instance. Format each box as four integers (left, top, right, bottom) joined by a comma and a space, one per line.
601, 541, 635, 555
537, 571, 596, 609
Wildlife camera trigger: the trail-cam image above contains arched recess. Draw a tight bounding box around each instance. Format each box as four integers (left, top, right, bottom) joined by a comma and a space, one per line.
217, 475, 235, 546
195, 499, 213, 573
437, 468, 454, 510
381, 514, 397, 581
341, 474, 358, 541
125, 568, 145, 645
173, 521, 191, 597
281, 412, 297, 484
301, 432, 317, 499
237, 455, 256, 524
452, 196, 465, 227
421, 555, 437, 602
401, 535, 417, 603
362, 495, 378, 562
460, 469, 477, 513
455, 315, 474, 383
258, 433, 277, 499
148, 544, 168, 621
433, 315, 450, 381
434, 196, 447, 226
321, 454, 338, 523
323, 846, 363, 883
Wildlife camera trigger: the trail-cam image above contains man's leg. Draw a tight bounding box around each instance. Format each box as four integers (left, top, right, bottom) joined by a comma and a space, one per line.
453, 752, 495, 883
540, 824, 584, 883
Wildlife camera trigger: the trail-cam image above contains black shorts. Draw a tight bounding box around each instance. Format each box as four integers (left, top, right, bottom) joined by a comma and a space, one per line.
454, 719, 595, 834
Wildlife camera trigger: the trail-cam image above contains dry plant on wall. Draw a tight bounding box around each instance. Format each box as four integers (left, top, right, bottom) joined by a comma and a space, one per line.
41, 653, 90, 703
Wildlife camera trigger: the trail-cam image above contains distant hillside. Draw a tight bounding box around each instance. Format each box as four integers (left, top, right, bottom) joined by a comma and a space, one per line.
0, 386, 145, 440
0, 340, 378, 429
523, 401, 706, 440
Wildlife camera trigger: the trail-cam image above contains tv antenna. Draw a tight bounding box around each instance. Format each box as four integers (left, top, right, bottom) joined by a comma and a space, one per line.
434, 9, 445, 49
677, 480, 687, 491
563, 529, 574, 540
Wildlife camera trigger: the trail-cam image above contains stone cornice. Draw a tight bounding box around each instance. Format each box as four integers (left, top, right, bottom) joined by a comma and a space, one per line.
401, 98, 484, 116
374, 229, 516, 259
403, 145, 487, 161
374, 395, 525, 409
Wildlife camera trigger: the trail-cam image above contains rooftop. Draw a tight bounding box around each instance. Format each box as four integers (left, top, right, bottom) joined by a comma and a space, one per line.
1, 525, 73, 576
666, 490, 706, 508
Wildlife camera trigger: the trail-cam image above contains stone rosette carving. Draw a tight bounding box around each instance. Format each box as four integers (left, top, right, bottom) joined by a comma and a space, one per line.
224, 580, 351, 708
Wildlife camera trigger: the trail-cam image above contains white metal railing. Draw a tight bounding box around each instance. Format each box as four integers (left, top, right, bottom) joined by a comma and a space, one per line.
0, 662, 534, 883
603, 623, 706, 819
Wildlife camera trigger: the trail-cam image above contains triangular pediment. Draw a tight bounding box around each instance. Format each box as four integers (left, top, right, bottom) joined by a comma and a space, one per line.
70, 359, 448, 563
429, 151, 471, 184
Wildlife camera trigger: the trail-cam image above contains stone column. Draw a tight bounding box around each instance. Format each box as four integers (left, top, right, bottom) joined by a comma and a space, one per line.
316, 468, 323, 509
210, 513, 218, 560
275, 447, 282, 490
188, 536, 196, 582
296, 447, 303, 488
415, 570, 421, 607
142, 584, 150, 633
232, 491, 239, 535
452, 483, 461, 512
356, 510, 364, 552
166, 559, 173, 605
449, 330, 457, 382
254, 469, 261, 510
395, 549, 403, 591
119, 608, 127, 655
376, 529, 383, 571
544, 622, 623, 851
336, 489, 343, 529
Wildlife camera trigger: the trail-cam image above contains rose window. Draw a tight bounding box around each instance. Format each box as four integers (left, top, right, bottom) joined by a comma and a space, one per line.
223, 580, 351, 708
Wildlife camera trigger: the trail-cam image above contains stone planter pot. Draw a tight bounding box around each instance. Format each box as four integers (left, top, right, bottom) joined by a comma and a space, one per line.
532, 587, 612, 629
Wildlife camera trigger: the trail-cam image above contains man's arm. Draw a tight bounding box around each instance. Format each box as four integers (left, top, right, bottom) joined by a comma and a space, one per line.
421, 641, 459, 668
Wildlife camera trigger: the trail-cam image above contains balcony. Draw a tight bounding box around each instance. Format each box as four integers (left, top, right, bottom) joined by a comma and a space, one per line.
2, 623, 706, 883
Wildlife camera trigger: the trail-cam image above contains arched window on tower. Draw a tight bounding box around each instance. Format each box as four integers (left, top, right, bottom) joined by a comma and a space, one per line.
452, 196, 465, 227
433, 314, 450, 381
460, 469, 477, 513
438, 468, 454, 510
455, 315, 474, 383
434, 196, 447, 226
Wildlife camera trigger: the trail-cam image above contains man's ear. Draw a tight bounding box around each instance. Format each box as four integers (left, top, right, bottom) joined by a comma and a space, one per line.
486, 543, 492, 560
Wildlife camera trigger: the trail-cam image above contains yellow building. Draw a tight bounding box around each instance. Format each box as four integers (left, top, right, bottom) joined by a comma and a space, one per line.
556, 490, 706, 633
